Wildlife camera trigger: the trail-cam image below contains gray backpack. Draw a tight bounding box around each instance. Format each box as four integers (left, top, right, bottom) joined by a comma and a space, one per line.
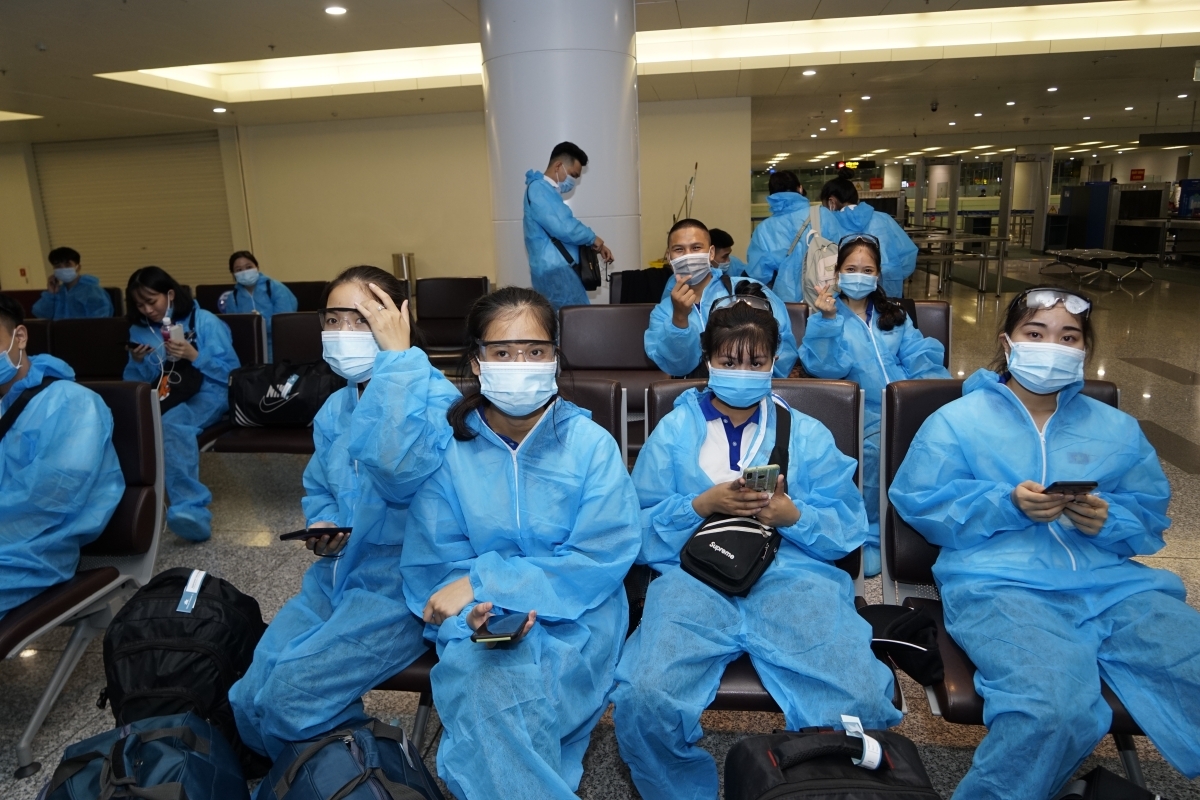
789, 205, 839, 307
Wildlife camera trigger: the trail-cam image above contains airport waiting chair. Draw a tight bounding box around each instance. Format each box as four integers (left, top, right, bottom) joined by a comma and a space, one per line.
898, 299, 951, 369
194, 284, 232, 314
218, 313, 268, 368
103, 287, 124, 316
23, 319, 50, 356
270, 311, 323, 365
558, 304, 669, 459
414, 277, 489, 369
49, 317, 131, 380
284, 281, 330, 313
0, 381, 164, 778
878, 378, 1147, 786
784, 302, 809, 343
1, 290, 43, 318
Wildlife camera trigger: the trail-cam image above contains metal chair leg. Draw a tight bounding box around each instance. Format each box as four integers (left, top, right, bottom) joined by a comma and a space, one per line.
1112, 733, 1146, 788
412, 691, 433, 751
14, 617, 103, 778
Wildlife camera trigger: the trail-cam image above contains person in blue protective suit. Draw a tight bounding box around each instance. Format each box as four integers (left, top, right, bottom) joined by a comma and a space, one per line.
745, 170, 810, 290
819, 170, 918, 298
0, 294, 124, 618
802, 234, 948, 576
32, 246, 114, 319
217, 251, 298, 360
710, 227, 749, 277
523, 141, 614, 312
400, 286, 641, 800
614, 291, 901, 800
123, 267, 239, 542
646, 218, 798, 378
890, 287, 1200, 800
231, 266, 460, 760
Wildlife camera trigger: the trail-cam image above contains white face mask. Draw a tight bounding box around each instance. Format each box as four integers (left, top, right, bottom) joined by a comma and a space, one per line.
234, 268, 260, 287
53, 267, 78, 283
670, 253, 712, 286
478, 361, 558, 417
1005, 334, 1085, 395
321, 331, 379, 383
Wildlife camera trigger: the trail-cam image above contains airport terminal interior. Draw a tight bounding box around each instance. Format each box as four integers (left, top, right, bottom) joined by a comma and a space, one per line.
3, 1, 1200, 798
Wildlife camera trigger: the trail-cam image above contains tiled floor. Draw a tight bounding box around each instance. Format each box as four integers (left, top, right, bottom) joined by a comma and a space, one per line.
3, 260, 1200, 799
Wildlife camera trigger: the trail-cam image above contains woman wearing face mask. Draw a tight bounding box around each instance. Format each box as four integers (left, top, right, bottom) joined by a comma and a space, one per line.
890, 288, 1200, 799
399, 287, 641, 800
801, 235, 950, 576
217, 251, 298, 360
124, 266, 239, 542
818, 169, 917, 298
614, 285, 900, 800
230, 265, 460, 760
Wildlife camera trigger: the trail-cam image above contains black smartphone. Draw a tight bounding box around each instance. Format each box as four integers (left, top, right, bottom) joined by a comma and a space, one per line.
470, 612, 528, 644
279, 527, 352, 542
125, 341, 146, 350
1042, 481, 1098, 495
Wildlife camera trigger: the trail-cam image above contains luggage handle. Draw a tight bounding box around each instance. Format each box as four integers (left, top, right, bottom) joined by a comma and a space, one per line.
275, 729, 356, 798
773, 733, 877, 771
328, 768, 427, 800
275, 722, 426, 800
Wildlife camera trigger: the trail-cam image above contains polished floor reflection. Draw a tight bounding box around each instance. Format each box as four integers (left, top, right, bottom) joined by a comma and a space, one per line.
1, 261, 1198, 799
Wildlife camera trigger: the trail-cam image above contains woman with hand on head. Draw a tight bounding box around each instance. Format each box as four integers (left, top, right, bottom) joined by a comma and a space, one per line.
230, 266, 460, 761
613, 284, 900, 800
124, 266, 239, 542
399, 287, 641, 800
890, 287, 1200, 799
800, 235, 950, 575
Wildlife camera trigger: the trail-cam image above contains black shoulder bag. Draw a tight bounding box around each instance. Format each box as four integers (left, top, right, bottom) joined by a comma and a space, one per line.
156, 313, 204, 414
680, 399, 790, 597
0, 376, 59, 442
525, 186, 603, 291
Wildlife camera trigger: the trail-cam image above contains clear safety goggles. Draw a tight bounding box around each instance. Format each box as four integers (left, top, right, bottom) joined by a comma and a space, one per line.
838, 233, 881, 249
1014, 289, 1091, 319
476, 339, 558, 363
709, 294, 773, 314
318, 308, 371, 332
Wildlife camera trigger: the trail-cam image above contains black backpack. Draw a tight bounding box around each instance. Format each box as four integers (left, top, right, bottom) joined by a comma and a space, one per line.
228, 360, 345, 427
1056, 767, 1165, 800
98, 568, 270, 778
725, 729, 941, 800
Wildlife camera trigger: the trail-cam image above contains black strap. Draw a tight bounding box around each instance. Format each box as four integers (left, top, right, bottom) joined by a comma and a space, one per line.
0, 376, 58, 442
48, 750, 106, 794
275, 730, 353, 798
767, 398, 791, 493
525, 184, 578, 267
774, 732, 869, 771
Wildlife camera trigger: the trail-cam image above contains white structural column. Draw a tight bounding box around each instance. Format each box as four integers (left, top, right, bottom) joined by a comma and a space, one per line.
479, 0, 641, 299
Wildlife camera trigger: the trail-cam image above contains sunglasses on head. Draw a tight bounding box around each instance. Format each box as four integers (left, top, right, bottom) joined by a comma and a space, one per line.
709, 294, 772, 314
1011, 288, 1091, 319
838, 233, 881, 249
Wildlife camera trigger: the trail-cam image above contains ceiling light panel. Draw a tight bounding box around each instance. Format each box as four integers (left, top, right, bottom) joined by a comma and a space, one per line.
0, 110, 43, 122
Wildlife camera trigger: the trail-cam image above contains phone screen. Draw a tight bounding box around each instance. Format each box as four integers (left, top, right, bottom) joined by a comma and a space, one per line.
482, 613, 526, 636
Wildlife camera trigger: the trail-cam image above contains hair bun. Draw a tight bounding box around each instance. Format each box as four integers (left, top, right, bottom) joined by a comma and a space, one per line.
836, 167, 855, 181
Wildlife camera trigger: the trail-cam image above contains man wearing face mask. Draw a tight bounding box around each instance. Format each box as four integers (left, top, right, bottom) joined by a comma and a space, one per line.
645, 218, 798, 378
32, 247, 114, 320
709, 228, 749, 278
523, 141, 614, 312
0, 294, 124, 620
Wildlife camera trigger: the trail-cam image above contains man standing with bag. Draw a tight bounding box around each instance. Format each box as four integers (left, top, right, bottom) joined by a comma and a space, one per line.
523, 141, 614, 311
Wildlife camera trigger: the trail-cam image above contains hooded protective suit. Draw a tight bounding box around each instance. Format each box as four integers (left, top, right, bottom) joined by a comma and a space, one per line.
612, 389, 901, 800
32, 274, 114, 319
218, 274, 298, 360
889, 368, 1200, 799
0, 355, 124, 617
230, 348, 459, 759
523, 170, 596, 311
801, 299, 949, 574
124, 301, 239, 541
746, 192, 810, 288
645, 270, 799, 378
400, 399, 640, 800
817, 202, 918, 298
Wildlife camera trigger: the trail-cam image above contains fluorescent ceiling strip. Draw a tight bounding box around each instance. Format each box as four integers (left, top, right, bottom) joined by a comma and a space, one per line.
0, 110, 42, 122
97, 0, 1200, 102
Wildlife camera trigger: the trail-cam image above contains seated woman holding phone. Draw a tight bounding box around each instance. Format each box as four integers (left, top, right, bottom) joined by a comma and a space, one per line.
612, 284, 902, 800
124, 267, 239, 542
230, 266, 460, 760
890, 287, 1200, 800
399, 287, 641, 800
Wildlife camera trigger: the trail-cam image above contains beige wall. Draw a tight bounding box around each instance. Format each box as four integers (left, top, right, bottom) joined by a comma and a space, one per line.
235, 112, 496, 284
638, 98, 752, 268
0, 144, 49, 291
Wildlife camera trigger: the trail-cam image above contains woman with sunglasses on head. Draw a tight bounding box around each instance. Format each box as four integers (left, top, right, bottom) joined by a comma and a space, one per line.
800, 235, 950, 576
230, 266, 460, 761
890, 288, 1200, 799
399, 287, 641, 800
613, 284, 901, 800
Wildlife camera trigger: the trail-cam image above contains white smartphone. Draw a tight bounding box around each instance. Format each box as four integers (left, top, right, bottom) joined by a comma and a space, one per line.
168, 324, 186, 342
742, 464, 780, 494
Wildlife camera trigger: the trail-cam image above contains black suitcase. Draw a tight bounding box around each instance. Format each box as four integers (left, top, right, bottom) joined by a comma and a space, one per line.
725, 729, 941, 800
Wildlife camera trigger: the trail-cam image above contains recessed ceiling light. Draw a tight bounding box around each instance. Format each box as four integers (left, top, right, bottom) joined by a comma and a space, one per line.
820, 127, 827, 131
811, 134, 818, 138
830, 119, 838, 123
802, 69, 817, 76
326, 6, 347, 14
1054, 146, 1071, 150
1078, 141, 1100, 145
1006, 101, 1016, 106
873, 149, 888, 153
949, 121, 956, 125
971, 145, 992, 149
974, 112, 982, 117
775, 152, 790, 157
844, 108, 853, 113
1000, 148, 1016, 152
1048, 87, 1058, 92
213, 107, 227, 113
921, 147, 942, 151
1100, 144, 1119, 149
1082, 116, 1091, 120
982, 151, 997, 155
861, 95, 871, 100
1143, 393, 1151, 398
1179, 93, 1189, 98
1125, 106, 1134, 110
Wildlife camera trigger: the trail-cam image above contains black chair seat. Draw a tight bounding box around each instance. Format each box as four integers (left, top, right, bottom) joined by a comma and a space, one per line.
710, 655, 784, 713
198, 419, 234, 450
374, 647, 438, 693
208, 427, 315, 454
0, 568, 121, 657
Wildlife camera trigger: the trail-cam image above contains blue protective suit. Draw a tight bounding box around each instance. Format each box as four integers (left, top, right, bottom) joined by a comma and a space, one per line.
400, 400, 641, 800
722, 254, 750, 278
523, 170, 596, 311
230, 349, 459, 759
31, 274, 113, 319
612, 389, 901, 799
746, 192, 810, 289
889, 369, 1200, 799
124, 302, 239, 541
218, 275, 297, 360
801, 299, 949, 574
645, 269, 799, 378
0, 355, 123, 617
818, 203, 919, 298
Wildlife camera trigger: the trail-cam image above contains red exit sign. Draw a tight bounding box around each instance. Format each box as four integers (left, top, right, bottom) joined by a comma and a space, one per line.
1130, 169, 1145, 181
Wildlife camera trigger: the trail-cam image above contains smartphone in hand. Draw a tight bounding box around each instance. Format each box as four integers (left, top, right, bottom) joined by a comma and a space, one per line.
279, 527, 352, 542
742, 464, 780, 494
470, 612, 527, 644
1041, 481, 1098, 496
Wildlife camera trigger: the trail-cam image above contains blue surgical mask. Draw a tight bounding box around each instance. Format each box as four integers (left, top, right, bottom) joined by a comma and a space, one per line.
53, 267, 78, 284
321, 331, 379, 383
708, 366, 773, 408
838, 272, 877, 299
234, 268, 260, 287
670, 253, 712, 286
478, 361, 558, 417
0, 335, 21, 385
558, 175, 577, 194
1005, 334, 1085, 395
